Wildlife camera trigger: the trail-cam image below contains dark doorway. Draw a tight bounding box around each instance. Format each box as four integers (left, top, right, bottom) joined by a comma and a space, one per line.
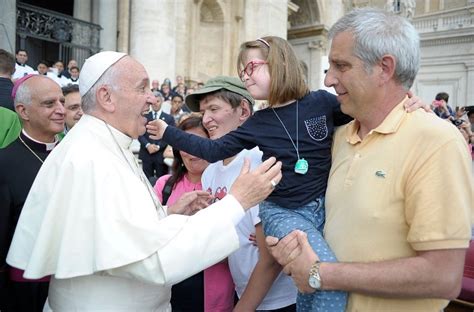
19, 37, 60, 70
19, 0, 74, 16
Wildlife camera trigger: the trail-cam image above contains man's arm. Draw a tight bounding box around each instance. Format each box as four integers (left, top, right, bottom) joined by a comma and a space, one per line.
104, 157, 282, 286
267, 231, 466, 299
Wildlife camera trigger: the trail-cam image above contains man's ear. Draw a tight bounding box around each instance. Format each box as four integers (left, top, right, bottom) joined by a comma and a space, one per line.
239, 99, 252, 121
96, 85, 116, 113
15, 103, 29, 121
379, 54, 396, 84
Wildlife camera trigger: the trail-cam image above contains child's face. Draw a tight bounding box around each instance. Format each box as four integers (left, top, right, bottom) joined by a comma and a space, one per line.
241, 48, 271, 101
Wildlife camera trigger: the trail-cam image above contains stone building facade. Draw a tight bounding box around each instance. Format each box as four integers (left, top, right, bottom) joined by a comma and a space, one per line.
0, 0, 472, 107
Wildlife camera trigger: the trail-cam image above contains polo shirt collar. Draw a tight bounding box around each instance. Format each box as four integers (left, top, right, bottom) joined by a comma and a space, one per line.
345, 96, 408, 144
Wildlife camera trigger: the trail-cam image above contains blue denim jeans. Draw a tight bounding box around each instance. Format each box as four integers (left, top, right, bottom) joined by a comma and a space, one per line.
259, 198, 347, 312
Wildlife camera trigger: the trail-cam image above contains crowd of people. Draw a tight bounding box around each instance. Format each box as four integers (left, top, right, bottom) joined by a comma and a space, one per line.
0, 7, 473, 312
12, 50, 80, 88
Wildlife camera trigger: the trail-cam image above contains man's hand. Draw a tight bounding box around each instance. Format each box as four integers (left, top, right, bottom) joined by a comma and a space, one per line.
146, 144, 159, 154
404, 91, 431, 113
167, 191, 213, 215
266, 230, 319, 293
147, 119, 168, 140
229, 157, 282, 210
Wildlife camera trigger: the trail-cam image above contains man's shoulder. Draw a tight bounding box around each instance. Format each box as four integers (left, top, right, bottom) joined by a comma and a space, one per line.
160, 112, 174, 124
403, 110, 462, 143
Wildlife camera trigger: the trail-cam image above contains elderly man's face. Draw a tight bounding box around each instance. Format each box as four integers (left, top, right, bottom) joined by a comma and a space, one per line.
64, 91, 83, 129
19, 77, 65, 141
113, 57, 153, 139
324, 31, 380, 118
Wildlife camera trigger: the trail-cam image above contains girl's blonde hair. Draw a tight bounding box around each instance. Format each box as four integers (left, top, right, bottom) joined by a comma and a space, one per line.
237, 36, 309, 106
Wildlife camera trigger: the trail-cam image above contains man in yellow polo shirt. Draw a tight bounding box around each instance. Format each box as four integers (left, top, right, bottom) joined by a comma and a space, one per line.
266, 8, 473, 311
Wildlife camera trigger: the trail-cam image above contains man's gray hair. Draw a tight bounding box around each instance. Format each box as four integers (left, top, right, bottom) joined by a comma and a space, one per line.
14, 82, 32, 107
81, 64, 120, 113
329, 8, 420, 90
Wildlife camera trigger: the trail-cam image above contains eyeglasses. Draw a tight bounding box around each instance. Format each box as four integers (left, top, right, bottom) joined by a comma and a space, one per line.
239, 61, 268, 82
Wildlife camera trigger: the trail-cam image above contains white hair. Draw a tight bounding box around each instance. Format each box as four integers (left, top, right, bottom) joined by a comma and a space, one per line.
14, 81, 32, 107
81, 64, 121, 113
329, 8, 420, 90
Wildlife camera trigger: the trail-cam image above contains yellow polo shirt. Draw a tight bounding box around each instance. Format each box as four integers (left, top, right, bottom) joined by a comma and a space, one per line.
325, 99, 473, 311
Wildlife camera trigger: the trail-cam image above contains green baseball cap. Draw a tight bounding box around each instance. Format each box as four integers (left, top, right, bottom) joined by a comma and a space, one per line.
185, 76, 255, 112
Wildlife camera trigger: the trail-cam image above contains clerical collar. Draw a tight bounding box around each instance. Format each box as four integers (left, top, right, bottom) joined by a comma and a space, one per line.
22, 129, 59, 151
102, 120, 133, 150
16, 61, 25, 67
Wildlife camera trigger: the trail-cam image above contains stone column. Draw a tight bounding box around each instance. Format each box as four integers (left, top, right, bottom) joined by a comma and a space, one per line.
117, 0, 130, 53
466, 61, 474, 109
243, 0, 287, 39
308, 39, 327, 91
74, 0, 92, 22
130, 0, 176, 83
0, 0, 16, 54
99, 0, 118, 51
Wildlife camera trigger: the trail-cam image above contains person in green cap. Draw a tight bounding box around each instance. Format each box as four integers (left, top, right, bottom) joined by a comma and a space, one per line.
185, 75, 297, 311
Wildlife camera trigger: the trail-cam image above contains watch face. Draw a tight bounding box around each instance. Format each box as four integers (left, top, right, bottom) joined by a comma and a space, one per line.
309, 275, 321, 289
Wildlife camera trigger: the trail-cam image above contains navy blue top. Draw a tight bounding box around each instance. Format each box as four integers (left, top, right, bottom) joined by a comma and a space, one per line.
163, 90, 352, 208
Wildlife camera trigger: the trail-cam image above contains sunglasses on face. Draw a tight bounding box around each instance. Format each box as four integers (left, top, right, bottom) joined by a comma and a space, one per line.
239, 61, 268, 82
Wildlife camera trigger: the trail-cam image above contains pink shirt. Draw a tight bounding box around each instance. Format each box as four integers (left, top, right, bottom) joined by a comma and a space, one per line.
154, 174, 234, 311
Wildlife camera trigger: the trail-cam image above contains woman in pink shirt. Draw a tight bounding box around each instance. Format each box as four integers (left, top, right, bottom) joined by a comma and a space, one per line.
154, 115, 235, 312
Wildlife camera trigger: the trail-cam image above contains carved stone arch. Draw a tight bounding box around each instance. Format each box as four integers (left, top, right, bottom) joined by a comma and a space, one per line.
189, 0, 226, 82
200, 0, 224, 23
288, 0, 322, 28
288, 0, 328, 91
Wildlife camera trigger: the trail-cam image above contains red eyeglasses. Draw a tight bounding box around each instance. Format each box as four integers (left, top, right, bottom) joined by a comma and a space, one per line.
239, 61, 268, 82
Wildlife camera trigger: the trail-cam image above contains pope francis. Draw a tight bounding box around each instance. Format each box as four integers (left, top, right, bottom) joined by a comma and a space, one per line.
6, 51, 282, 311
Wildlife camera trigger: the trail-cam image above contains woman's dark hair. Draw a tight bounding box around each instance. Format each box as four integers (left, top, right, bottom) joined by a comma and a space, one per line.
166, 115, 206, 190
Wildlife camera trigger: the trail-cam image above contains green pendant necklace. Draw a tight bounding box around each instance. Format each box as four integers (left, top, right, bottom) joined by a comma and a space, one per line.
271, 101, 308, 175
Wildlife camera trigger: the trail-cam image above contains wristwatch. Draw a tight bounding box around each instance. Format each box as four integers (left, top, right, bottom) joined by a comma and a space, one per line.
308, 260, 322, 290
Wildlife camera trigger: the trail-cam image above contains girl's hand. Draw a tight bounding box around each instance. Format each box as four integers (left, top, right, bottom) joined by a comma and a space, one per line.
146, 119, 168, 140
404, 91, 431, 113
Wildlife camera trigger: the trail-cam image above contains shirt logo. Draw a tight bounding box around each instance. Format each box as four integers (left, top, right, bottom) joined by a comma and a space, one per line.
375, 170, 386, 178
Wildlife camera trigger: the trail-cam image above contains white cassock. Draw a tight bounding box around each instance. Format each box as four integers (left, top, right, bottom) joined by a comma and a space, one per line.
7, 114, 243, 311
12, 63, 34, 80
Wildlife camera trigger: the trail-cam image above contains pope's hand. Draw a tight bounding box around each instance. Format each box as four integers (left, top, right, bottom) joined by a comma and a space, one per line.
229, 157, 282, 210
167, 190, 213, 215
147, 119, 168, 140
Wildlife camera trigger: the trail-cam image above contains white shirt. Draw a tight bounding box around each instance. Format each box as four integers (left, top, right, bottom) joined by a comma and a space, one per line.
7, 114, 245, 311
12, 63, 34, 80
202, 148, 297, 310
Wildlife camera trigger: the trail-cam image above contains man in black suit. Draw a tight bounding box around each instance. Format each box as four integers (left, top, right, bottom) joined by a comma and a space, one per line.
138, 91, 175, 182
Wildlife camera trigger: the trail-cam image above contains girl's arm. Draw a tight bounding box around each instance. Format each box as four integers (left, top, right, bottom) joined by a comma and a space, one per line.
148, 118, 257, 163
234, 223, 283, 312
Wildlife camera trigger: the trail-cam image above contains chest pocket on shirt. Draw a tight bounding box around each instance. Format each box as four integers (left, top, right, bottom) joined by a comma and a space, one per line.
305, 115, 328, 141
